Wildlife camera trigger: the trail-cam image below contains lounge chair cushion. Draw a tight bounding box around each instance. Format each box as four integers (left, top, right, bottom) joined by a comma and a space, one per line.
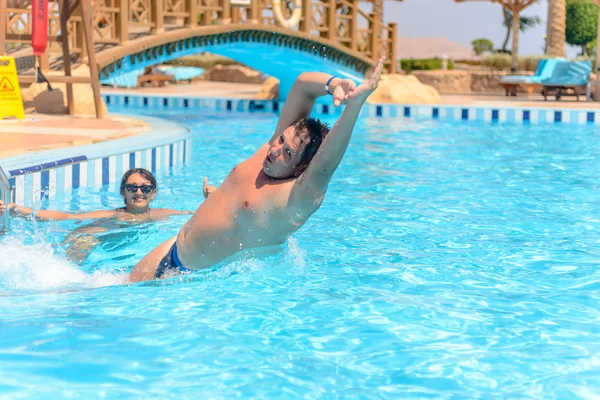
499, 58, 560, 85
541, 60, 592, 87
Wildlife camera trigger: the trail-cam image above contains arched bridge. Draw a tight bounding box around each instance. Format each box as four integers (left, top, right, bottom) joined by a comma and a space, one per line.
4, 0, 398, 97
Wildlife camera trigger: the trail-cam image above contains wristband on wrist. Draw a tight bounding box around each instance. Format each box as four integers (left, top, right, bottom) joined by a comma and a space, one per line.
325, 76, 337, 95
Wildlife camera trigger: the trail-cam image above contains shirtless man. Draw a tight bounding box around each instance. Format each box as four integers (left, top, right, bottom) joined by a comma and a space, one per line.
129, 57, 385, 282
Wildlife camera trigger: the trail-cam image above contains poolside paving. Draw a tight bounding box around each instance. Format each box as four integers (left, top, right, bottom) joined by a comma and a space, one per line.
0, 114, 150, 158
3, 82, 600, 161
440, 93, 600, 108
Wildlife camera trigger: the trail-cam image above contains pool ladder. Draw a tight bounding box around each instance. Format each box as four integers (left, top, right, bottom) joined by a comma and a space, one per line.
0, 166, 12, 234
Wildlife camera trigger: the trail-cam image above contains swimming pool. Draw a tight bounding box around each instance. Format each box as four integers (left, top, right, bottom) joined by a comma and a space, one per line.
1, 108, 599, 398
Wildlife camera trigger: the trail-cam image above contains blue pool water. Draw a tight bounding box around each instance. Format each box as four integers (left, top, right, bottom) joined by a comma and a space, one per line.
1, 109, 600, 398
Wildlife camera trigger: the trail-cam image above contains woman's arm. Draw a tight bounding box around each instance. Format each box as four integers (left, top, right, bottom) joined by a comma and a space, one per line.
0, 200, 117, 221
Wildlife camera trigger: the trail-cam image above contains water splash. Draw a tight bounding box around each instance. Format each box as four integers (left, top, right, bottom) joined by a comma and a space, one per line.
0, 236, 128, 293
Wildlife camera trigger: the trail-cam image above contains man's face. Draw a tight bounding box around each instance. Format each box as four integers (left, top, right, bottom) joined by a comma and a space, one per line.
121, 173, 156, 212
263, 126, 306, 179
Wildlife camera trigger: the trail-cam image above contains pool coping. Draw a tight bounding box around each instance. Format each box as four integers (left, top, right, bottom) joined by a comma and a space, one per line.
1, 115, 192, 205
102, 92, 600, 125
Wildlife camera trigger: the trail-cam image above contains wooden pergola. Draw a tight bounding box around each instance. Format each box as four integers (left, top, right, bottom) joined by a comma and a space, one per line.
455, 0, 537, 72
0, 0, 104, 118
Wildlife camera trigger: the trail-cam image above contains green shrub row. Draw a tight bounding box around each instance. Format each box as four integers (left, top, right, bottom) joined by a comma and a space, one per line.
400, 58, 455, 73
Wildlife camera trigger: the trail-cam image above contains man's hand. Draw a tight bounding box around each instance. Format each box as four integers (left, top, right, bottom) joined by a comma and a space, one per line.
331, 78, 357, 107
203, 177, 217, 199
348, 56, 385, 104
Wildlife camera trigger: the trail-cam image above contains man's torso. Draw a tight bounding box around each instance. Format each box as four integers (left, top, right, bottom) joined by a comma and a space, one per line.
177, 145, 319, 269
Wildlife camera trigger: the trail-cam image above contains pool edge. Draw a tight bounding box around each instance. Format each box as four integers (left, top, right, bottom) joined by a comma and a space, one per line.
0, 115, 192, 205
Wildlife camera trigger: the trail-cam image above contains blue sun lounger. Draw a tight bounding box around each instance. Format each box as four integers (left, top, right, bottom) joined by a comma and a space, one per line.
540, 60, 592, 101
499, 58, 561, 97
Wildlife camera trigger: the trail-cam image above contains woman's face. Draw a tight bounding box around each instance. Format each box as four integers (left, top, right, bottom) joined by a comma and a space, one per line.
121, 173, 156, 213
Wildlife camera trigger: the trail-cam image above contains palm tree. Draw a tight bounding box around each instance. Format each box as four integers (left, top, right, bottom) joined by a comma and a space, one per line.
455, 0, 538, 72
501, 9, 542, 53
546, 0, 566, 57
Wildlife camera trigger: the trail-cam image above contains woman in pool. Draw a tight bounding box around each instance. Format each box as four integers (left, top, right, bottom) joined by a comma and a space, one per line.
0, 168, 193, 222
0, 168, 195, 262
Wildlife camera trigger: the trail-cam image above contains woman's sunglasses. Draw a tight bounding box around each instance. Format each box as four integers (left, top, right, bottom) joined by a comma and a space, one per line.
124, 184, 155, 194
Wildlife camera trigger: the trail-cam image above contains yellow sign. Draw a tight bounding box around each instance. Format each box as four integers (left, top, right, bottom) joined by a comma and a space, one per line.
0, 56, 25, 119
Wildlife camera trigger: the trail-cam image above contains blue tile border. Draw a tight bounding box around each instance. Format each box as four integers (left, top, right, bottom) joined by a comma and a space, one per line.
102, 92, 600, 126
1, 115, 192, 206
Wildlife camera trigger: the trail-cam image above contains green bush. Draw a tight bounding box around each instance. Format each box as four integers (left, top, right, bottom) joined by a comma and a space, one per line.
482, 54, 545, 71
472, 38, 494, 55
566, 0, 598, 55
401, 58, 455, 73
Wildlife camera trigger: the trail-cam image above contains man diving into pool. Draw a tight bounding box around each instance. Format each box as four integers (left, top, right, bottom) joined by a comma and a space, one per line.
129, 57, 385, 282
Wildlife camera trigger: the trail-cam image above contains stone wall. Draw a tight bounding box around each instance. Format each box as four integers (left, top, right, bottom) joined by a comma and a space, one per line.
411, 71, 471, 94
200, 65, 266, 84
411, 70, 537, 94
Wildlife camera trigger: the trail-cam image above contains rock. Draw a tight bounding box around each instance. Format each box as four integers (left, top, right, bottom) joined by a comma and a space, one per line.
255, 77, 280, 100
367, 74, 440, 104
21, 65, 108, 116
411, 70, 471, 94
201, 65, 265, 84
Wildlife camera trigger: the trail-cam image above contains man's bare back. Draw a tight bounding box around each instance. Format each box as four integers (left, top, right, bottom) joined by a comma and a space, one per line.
129, 57, 385, 282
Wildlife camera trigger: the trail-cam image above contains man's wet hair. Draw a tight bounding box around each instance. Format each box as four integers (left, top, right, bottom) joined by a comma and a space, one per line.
120, 168, 157, 203
291, 116, 330, 173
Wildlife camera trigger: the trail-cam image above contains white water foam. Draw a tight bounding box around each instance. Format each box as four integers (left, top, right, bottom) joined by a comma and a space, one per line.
0, 236, 128, 292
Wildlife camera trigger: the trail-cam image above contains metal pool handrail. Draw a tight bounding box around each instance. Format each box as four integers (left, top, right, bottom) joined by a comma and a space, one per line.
0, 166, 11, 233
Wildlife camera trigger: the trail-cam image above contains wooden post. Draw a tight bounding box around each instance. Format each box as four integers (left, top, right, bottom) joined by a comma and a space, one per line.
349, 0, 358, 51
0, 0, 6, 56
230, 6, 239, 24
249, 0, 260, 24
219, 0, 231, 24
40, 53, 49, 70
59, 0, 74, 115
80, 0, 104, 118
152, 0, 164, 33
117, 0, 129, 42
389, 22, 397, 73
74, 5, 87, 60
369, 13, 379, 61
203, 3, 211, 24
186, 0, 198, 28
300, 0, 312, 33
327, 0, 336, 41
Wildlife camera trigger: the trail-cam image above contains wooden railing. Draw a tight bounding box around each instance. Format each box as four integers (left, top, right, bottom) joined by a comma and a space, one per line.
3, 0, 398, 72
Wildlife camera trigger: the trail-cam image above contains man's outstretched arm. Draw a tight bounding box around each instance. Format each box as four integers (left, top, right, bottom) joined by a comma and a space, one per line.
269, 73, 356, 144
289, 57, 385, 211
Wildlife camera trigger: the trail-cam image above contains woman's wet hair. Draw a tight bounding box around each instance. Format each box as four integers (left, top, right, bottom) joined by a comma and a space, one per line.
120, 168, 157, 204
291, 116, 330, 174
